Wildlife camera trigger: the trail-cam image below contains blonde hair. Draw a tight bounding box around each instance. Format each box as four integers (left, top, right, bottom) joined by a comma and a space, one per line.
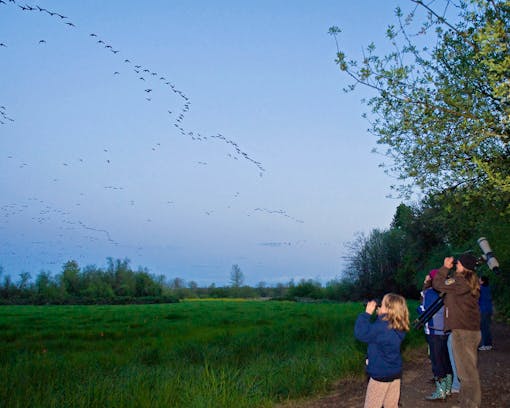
381, 293, 410, 332
464, 270, 480, 296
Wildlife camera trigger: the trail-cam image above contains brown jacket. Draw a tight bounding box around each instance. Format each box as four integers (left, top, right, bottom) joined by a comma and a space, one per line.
432, 266, 480, 331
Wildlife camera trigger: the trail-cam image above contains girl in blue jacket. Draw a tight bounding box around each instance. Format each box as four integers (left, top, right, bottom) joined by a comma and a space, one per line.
355, 293, 410, 408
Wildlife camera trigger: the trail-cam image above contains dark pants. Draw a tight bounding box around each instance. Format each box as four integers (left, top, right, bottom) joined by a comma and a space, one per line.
480, 312, 492, 346
425, 334, 438, 376
428, 334, 452, 378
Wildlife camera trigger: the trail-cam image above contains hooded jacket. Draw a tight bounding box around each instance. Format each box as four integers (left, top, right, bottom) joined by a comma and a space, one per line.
354, 312, 406, 381
418, 287, 447, 335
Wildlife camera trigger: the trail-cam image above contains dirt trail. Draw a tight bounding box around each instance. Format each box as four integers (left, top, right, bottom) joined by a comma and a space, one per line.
279, 322, 510, 407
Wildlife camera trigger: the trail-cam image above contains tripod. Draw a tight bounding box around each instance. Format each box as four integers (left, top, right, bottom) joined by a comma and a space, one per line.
413, 292, 445, 330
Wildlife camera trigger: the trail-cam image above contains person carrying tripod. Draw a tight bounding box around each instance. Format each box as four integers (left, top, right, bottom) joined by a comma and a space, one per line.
432, 253, 481, 408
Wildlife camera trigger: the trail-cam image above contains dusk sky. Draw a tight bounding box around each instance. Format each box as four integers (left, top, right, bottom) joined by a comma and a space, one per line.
1, 0, 406, 286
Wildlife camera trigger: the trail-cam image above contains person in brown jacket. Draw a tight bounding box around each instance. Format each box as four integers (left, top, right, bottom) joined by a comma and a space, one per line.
432, 253, 481, 408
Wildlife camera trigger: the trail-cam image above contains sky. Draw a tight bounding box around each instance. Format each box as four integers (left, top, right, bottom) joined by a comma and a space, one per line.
0, 0, 406, 286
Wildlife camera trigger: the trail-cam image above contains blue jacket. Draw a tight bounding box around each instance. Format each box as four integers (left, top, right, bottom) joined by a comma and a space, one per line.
420, 288, 446, 335
479, 285, 493, 314
354, 312, 406, 381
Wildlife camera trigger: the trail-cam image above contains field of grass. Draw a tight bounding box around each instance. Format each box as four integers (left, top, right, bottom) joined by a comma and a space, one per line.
0, 299, 423, 407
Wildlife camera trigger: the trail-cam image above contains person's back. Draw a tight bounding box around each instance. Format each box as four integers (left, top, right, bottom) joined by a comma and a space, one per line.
355, 312, 405, 380
420, 270, 453, 401
423, 287, 446, 335
432, 254, 482, 408
479, 276, 493, 350
354, 293, 409, 408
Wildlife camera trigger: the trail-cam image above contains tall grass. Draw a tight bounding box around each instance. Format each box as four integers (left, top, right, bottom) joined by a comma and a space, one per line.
0, 300, 422, 407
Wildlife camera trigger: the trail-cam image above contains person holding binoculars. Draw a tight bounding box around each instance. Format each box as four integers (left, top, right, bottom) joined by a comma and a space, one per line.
432, 253, 481, 408
354, 293, 410, 408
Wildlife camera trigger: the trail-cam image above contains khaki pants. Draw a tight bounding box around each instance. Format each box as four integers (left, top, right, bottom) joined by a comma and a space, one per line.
451, 329, 482, 408
363, 378, 400, 408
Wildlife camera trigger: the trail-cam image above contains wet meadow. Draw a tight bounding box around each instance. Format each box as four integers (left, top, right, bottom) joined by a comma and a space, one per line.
0, 299, 421, 407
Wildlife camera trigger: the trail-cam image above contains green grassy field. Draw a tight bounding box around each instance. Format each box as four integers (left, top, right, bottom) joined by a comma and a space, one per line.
0, 300, 422, 407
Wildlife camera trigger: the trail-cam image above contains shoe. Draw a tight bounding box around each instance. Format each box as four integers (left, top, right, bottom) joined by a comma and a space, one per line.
425, 378, 447, 401
478, 345, 493, 351
445, 374, 452, 396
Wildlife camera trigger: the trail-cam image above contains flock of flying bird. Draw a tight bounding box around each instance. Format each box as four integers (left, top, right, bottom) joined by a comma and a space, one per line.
1, 0, 266, 174
0, 0, 306, 275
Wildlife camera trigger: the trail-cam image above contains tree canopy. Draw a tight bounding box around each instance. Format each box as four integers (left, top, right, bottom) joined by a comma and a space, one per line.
330, 0, 509, 204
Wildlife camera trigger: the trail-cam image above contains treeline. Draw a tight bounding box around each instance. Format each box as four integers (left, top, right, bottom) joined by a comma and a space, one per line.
0, 255, 373, 304
339, 189, 510, 317
1, 190, 508, 310
0, 257, 346, 305
0, 258, 178, 305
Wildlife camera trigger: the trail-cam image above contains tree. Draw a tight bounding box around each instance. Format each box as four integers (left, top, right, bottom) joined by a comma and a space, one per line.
60, 260, 81, 296
17, 272, 32, 291
331, 0, 510, 204
35, 270, 64, 302
107, 258, 135, 296
230, 264, 244, 288
343, 227, 418, 299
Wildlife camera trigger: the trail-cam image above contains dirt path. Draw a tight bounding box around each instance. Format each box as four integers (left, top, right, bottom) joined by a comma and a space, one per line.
279, 322, 510, 407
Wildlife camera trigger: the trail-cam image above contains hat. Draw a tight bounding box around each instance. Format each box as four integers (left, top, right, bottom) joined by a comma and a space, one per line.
429, 269, 438, 279
458, 253, 478, 271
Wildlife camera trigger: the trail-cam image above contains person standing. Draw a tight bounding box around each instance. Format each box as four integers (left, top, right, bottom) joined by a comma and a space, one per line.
432, 253, 481, 408
419, 270, 453, 401
478, 275, 493, 351
354, 293, 410, 408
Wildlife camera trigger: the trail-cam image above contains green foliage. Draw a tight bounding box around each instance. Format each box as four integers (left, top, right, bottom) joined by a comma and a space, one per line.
0, 301, 424, 407
332, 0, 510, 204
286, 279, 325, 300
340, 193, 509, 311
342, 227, 421, 300
0, 258, 169, 305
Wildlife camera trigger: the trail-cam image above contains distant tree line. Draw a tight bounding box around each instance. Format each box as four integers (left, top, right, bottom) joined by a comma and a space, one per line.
0, 258, 349, 305
1, 189, 509, 309
0, 258, 176, 305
